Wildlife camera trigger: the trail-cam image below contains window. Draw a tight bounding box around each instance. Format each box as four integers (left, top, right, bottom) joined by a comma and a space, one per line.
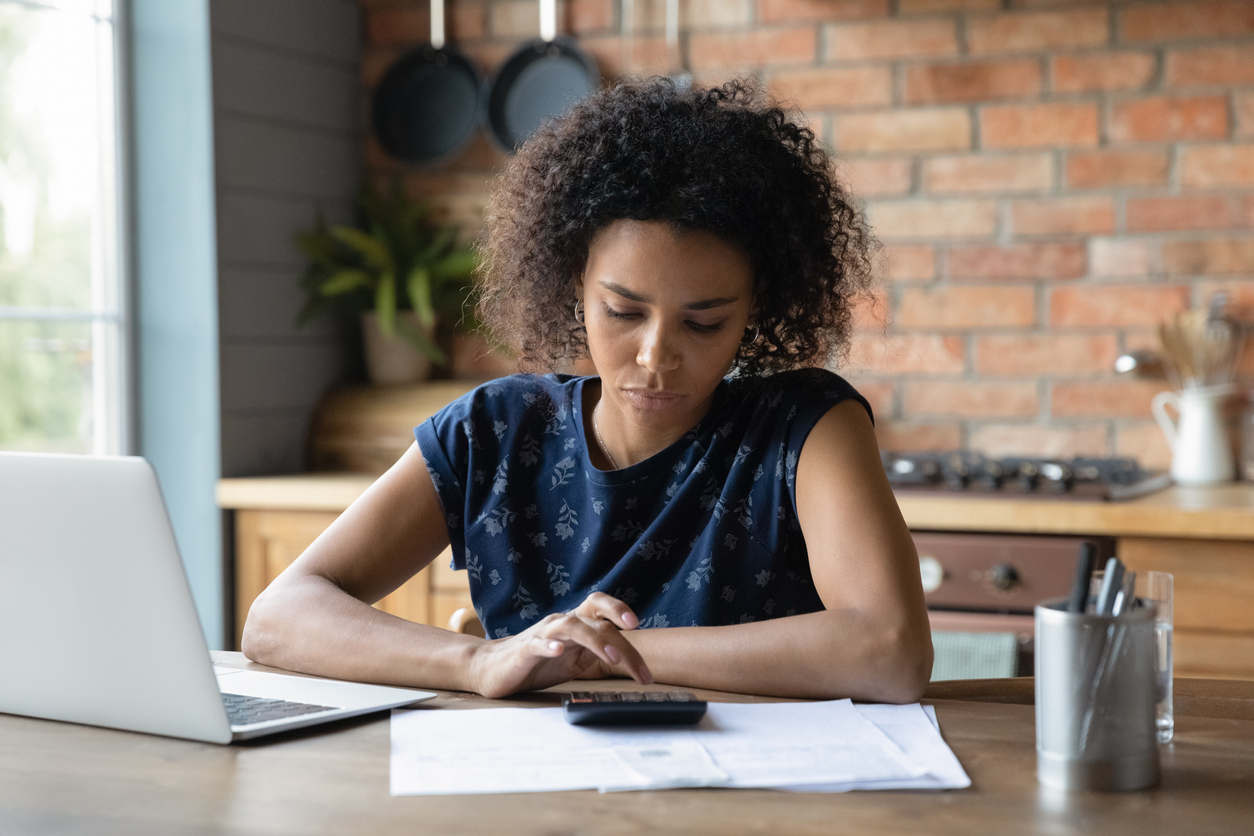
0, 0, 126, 454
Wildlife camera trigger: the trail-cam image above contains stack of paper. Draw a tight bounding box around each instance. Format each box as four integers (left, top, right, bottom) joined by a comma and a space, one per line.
389, 699, 969, 795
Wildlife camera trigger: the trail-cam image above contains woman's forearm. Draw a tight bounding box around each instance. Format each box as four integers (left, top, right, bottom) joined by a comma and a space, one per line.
620, 608, 933, 703
242, 574, 483, 692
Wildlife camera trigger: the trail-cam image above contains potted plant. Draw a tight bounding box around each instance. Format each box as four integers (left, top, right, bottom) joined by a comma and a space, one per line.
295, 183, 479, 384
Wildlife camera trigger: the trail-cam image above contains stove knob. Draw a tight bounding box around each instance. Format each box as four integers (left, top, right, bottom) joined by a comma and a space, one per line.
918, 555, 945, 594
987, 564, 1020, 591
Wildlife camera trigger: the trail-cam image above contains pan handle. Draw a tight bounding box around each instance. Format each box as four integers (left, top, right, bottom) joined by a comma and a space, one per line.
540, 0, 557, 42
431, 0, 445, 49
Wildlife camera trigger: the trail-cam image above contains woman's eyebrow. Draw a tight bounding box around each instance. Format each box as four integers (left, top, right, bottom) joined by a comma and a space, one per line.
599, 281, 739, 310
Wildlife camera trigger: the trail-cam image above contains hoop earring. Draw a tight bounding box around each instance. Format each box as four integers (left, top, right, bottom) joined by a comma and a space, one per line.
743, 323, 760, 344
573, 299, 585, 325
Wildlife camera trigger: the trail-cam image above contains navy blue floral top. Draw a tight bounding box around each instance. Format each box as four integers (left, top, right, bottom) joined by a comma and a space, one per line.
415, 369, 871, 639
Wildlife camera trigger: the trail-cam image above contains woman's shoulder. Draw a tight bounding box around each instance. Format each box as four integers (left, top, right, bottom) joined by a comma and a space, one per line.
728, 368, 871, 421
439, 373, 580, 419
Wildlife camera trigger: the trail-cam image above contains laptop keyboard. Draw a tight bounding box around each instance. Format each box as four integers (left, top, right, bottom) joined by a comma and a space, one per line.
222, 692, 338, 727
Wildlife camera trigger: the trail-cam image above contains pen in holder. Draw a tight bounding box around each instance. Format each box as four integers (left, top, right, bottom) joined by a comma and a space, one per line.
1035, 598, 1159, 792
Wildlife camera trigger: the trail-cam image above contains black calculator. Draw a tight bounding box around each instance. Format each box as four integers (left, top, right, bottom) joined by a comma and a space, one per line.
563, 691, 708, 726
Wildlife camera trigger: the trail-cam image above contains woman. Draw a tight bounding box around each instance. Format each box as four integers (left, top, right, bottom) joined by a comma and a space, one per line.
243, 78, 932, 703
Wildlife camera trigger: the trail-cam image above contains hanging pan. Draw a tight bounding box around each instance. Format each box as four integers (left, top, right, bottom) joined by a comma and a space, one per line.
482, 0, 600, 154
371, 0, 482, 165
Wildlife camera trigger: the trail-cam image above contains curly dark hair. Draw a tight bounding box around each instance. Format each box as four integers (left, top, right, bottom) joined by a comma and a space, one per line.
477, 76, 877, 377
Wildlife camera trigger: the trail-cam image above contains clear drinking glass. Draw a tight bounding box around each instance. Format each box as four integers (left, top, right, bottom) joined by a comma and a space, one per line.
1088, 569, 1174, 743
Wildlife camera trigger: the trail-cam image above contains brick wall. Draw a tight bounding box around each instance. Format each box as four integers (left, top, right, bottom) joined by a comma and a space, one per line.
359, 0, 1254, 467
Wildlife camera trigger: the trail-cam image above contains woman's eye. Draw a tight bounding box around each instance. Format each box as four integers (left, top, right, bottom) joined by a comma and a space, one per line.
687, 321, 724, 334
604, 307, 639, 320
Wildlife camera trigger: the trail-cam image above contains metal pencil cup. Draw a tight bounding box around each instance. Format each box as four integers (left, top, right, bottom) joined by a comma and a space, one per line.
1035, 598, 1160, 792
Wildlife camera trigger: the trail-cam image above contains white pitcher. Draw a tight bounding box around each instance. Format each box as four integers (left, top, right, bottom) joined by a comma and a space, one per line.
1151, 385, 1235, 485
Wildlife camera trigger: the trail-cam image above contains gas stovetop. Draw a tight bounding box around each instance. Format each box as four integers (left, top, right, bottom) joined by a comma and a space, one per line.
882, 452, 1171, 502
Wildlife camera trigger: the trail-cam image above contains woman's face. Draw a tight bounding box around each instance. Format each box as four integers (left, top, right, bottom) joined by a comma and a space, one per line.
578, 219, 755, 437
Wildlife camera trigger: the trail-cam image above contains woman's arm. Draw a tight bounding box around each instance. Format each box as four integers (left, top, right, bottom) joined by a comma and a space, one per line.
242, 442, 651, 697
601, 399, 933, 703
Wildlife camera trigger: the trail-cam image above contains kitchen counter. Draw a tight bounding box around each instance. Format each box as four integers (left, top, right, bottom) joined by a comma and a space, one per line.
218, 474, 1254, 541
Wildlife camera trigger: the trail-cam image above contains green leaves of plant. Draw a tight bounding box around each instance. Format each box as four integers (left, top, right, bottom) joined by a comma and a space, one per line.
319, 268, 371, 296
375, 271, 397, 336
331, 226, 392, 272
408, 266, 436, 330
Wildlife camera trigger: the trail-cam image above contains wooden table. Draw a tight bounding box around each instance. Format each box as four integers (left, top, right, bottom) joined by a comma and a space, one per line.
3, 653, 1253, 835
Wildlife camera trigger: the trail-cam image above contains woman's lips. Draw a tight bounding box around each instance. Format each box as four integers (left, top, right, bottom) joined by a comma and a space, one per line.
621, 388, 685, 411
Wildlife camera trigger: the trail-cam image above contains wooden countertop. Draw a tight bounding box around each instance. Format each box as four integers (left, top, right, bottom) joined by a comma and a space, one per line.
4, 652, 1253, 835
218, 474, 1254, 540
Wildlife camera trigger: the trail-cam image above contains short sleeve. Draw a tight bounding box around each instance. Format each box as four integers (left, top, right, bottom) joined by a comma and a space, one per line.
414, 393, 476, 569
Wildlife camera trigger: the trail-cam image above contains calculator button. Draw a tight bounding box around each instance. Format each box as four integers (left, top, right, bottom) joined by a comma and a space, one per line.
645, 692, 667, 702
667, 692, 691, 701
594, 692, 619, 702
620, 692, 643, 702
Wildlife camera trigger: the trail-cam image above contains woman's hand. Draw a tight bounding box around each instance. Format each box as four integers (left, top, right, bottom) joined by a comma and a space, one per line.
467, 592, 652, 699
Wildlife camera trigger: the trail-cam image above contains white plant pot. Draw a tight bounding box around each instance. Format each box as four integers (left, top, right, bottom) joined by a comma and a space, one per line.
361, 311, 433, 385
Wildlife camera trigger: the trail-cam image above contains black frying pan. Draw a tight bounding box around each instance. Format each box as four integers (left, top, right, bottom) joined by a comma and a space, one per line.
482, 0, 600, 154
372, 0, 482, 164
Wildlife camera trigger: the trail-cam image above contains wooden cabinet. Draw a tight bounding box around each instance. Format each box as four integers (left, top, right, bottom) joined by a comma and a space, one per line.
1120, 537, 1254, 680
231, 508, 472, 649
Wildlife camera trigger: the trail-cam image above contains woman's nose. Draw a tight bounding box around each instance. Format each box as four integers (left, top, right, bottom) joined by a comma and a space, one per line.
637, 321, 681, 373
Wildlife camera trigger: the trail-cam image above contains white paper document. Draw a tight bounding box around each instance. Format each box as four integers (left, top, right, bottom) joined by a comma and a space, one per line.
390, 699, 969, 796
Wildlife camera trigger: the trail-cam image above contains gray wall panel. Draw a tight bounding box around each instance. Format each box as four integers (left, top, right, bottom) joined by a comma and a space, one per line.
210, 0, 361, 478
211, 0, 359, 65
215, 117, 359, 200
213, 40, 358, 132
215, 191, 351, 269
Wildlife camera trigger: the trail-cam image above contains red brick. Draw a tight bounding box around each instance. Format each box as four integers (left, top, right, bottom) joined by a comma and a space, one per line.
1109, 96, 1229, 143
688, 28, 817, 70
837, 109, 971, 153
758, 0, 889, 23
1050, 285, 1191, 327
1012, 198, 1116, 236
1065, 149, 1170, 189
869, 200, 998, 240
922, 153, 1052, 194
970, 424, 1109, 459
581, 35, 669, 78
899, 0, 999, 11
905, 60, 1042, 105
1167, 46, 1254, 87
1090, 238, 1154, 277
949, 243, 1088, 280
904, 381, 1039, 418
770, 66, 894, 109
898, 286, 1036, 328
365, 7, 428, 44
1122, 1, 1254, 42
852, 289, 891, 330
825, 19, 958, 61
1127, 196, 1243, 233
1052, 380, 1166, 418
975, 334, 1119, 376
967, 9, 1109, 55
1181, 145, 1254, 188
844, 379, 895, 421
882, 244, 936, 282
1237, 92, 1254, 139
1197, 280, 1254, 323
362, 45, 405, 87
874, 422, 963, 452
1163, 239, 1254, 275
841, 158, 915, 198
570, 0, 614, 33
981, 103, 1099, 148
1116, 422, 1172, 470
849, 333, 966, 375
1053, 52, 1155, 93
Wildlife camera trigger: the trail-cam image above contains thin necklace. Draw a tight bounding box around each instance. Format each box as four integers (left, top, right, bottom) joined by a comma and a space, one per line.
592, 400, 620, 470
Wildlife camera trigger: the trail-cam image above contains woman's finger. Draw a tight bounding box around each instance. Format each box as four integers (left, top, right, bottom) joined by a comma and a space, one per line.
571, 591, 640, 630
541, 614, 653, 684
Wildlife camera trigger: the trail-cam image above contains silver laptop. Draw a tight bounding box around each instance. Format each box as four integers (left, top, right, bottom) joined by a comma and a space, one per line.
0, 452, 436, 743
